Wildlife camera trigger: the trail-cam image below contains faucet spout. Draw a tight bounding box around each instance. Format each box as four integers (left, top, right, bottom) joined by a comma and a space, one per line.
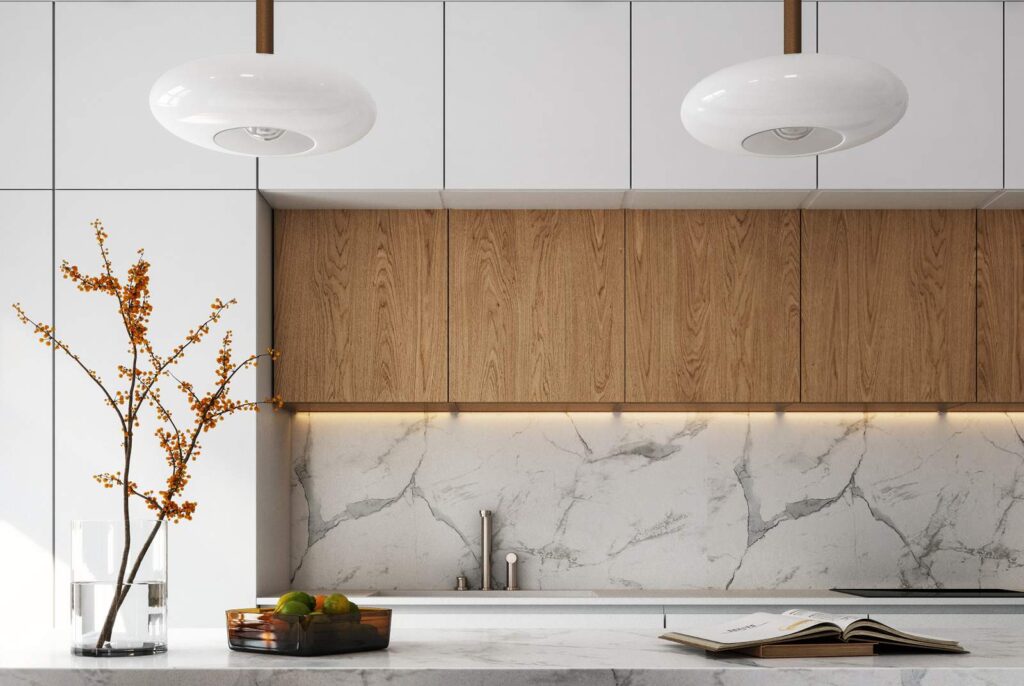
480, 510, 493, 591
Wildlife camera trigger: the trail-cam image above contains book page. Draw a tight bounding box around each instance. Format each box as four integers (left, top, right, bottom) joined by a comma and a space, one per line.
782, 609, 961, 648
781, 608, 866, 632
672, 612, 838, 646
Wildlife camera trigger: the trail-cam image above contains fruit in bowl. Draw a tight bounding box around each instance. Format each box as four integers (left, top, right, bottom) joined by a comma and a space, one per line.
276, 591, 316, 613
273, 591, 358, 617
226, 590, 390, 656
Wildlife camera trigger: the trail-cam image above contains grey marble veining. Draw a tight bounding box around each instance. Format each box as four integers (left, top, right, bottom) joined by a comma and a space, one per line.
4, 628, 1024, 686
290, 412, 1024, 592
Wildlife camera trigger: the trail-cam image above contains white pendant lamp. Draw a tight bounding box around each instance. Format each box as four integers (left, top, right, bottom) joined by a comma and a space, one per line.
681, 0, 908, 157
149, 0, 375, 157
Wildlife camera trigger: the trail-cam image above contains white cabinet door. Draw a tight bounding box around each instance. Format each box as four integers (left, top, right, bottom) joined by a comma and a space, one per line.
0, 191, 53, 637
1007, 3, 1024, 189
817, 2, 1002, 190
0, 4, 51, 189
632, 2, 816, 191
53, 191, 269, 627
55, 3, 255, 189
258, 3, 442, 191
445, 2, 629, 190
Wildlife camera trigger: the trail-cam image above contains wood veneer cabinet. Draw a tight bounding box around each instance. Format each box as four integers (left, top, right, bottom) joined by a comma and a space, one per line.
801, 210, 976, 404
626, 210, 800, 404
979, 211, 1024, 403
274, 210, 447, 405
449, 210, 625, 403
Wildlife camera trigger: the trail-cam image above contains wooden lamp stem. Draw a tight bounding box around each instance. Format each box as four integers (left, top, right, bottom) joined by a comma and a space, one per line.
784, 0, 801, 55
257, 0, 273, 54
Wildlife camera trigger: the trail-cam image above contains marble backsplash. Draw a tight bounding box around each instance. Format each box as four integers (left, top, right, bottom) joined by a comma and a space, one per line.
290, 412, 1024, 591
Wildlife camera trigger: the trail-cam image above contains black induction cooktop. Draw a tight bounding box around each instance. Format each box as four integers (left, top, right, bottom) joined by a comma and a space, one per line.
832, 588, 1024, 598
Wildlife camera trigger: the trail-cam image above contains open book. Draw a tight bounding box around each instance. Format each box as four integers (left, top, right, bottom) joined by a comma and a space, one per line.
661, 609, 966, 655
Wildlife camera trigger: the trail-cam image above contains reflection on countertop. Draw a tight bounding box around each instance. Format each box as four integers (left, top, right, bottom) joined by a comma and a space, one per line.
4, 627, 1024, 685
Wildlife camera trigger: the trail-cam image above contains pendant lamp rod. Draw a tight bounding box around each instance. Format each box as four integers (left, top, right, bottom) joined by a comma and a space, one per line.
257, 0, 273, 54
784, 0, 801, 55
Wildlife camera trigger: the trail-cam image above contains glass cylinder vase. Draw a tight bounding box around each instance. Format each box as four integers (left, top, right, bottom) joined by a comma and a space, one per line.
71, 519, 167, 656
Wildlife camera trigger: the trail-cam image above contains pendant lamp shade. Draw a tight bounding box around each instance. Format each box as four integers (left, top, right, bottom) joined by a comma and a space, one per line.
681, 53, 908, 157
150, 53, 376, 157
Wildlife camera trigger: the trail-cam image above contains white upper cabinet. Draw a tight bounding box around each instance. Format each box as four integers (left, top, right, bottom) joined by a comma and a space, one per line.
55, 3, 255, 189
632, 2, 816, 191
817, 2, 1002, 190
0, 4, 51, 189
258, 3, 443, 191
445, 2, 629, 190
1006, 3, 1024, 190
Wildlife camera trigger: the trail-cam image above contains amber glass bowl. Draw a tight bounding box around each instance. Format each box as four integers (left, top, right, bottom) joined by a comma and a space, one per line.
226, 607, 392, 656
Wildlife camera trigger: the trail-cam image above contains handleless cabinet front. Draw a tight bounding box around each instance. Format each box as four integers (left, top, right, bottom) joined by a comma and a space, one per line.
0, 4, 51, 189
449, 210, 625, 404
816, 2, 1002, 190
258, 2, 443, 192
631, 2, 816, 191
274, 210, 448, 406
801, 210, 976, 404
55, 2, 255, 189
978, 211, 1024, 403
444, 3, 629, 190
626, 210, 801, 404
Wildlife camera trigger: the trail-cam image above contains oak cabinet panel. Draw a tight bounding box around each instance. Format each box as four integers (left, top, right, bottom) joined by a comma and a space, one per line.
274, 210, 447, 403
626, 210, 800, 403
449, 210, 625, 403
979, 211, 1024, 402
802, 210, 976, 403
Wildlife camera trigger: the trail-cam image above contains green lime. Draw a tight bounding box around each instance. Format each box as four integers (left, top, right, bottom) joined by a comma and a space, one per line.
349, 601, 359, 614
322, 593, 351, 615
276, 591, 315, 612
276, 600, 311, 616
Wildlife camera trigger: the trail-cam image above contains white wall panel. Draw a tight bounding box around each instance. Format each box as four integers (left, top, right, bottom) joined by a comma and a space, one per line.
817, 2, 1002, 190
54, 191, 266, 627
258, 2, 443, 191
55, 3, 255, 189
445, 2, 630, 189
0, 191, 53, 637
1006, 3, 1024, 188
0, 4, 52, 189
632, 2, 817, 190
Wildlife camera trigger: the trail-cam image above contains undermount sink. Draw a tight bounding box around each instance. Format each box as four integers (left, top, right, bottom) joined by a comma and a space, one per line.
369, 590, 598, 598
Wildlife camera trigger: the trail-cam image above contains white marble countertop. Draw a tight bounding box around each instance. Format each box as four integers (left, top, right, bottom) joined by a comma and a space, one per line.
257, 588, 1024, 607
3, 627, 1024, 685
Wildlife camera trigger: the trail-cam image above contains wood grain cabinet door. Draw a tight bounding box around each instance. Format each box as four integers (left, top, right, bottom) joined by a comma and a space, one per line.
449, 210, 625, 403
274, 210, 447, 404
801, 210, 976, 404
979, 211, 1024, 402
626, 210, 800, 404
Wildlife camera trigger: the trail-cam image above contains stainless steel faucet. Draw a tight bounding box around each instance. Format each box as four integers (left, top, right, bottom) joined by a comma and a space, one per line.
505, 552, 519, 591
480, 510, 493, 590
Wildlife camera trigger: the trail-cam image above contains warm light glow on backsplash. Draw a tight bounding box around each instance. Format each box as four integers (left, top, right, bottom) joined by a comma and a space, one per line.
290, 408, 1024, 592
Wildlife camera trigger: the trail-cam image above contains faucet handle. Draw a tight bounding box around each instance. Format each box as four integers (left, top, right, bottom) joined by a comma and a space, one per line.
505, 552, 519, 591
455, 575, 469, 591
